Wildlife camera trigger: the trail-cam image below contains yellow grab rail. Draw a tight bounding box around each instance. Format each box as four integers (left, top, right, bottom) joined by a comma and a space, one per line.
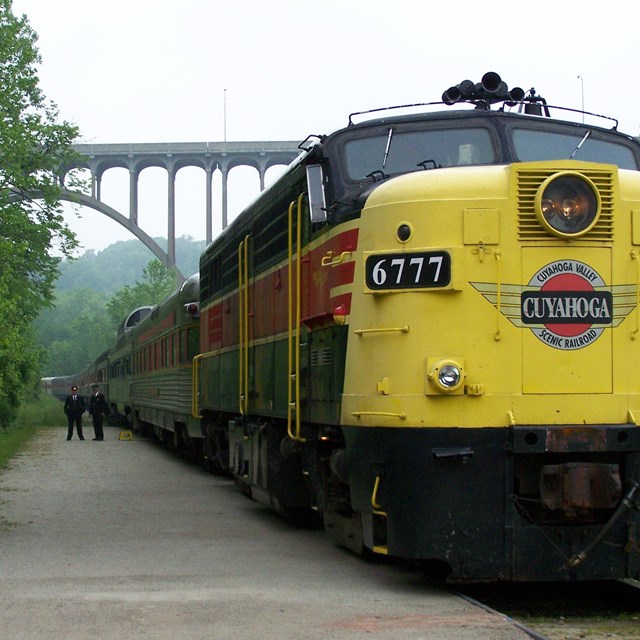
371, 474, 384, 512
352, 411, 407, 420
494, 251, 502, 342
287, 194, 306, 442
353, 325, 409, 336
191, 353, 203, 418
238, 236, 250, 415
370, 473, 389, 555
321, 250, 352, 267
631, 251, 639, 339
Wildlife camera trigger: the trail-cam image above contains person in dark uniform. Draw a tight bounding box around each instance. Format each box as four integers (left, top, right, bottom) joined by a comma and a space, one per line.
88, 383, 108, 441
64, 385, 86, 440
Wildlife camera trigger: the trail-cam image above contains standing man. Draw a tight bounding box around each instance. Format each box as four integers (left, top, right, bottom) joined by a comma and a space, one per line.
88, 383, 108, 441
64, 385, 86, 441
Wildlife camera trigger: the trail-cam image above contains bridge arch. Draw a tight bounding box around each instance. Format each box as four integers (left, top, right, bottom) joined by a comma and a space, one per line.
63, 140, 301, 271
61, 191, 185, 282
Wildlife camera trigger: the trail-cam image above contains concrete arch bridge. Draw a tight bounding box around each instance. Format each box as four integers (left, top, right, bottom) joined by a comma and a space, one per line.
63, 141, 301, 281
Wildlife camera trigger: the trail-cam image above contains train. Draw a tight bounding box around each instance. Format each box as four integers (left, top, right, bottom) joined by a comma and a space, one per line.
45, 73, 640, 582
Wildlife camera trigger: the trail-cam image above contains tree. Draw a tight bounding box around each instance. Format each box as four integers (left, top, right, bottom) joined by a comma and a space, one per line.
106, 260, 179, 330
34, 238, 205, 377
0, 0, 81, 427
37, 289, 114, 377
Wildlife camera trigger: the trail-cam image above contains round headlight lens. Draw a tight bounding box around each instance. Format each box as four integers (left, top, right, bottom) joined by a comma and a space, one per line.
535, 173, 600, 238
438, 365, 461, 388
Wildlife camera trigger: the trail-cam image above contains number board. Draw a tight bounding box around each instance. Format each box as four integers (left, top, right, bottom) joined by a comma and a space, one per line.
365, 251, 451, 291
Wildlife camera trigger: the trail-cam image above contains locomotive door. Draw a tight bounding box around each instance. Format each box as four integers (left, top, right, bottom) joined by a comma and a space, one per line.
521, 248, 612, 394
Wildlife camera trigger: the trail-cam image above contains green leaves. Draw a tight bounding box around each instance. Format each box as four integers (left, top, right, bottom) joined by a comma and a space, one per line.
37, 259, 180, 378
0, 0, 81, 427
106, 260, 178, 329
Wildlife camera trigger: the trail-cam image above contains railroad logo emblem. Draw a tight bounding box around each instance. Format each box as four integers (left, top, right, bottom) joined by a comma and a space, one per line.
522, 260, 611, 350
470, 260, 635, 350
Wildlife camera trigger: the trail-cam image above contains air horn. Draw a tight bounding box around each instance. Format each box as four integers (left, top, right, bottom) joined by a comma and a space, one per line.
442, 72, 524, 106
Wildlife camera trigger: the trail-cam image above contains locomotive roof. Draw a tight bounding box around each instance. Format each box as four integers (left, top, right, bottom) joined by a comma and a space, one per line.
329, 104, 634, 145
201, 76, 640, 263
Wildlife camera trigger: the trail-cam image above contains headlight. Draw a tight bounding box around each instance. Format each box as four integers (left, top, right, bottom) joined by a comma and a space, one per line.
426, 358, 465, 394
535, 172, 600, 238
438, 364, 461, 388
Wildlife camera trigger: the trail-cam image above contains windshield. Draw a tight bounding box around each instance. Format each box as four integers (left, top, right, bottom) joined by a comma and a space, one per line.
512, 129, 638, 169
343, 127, 496, 180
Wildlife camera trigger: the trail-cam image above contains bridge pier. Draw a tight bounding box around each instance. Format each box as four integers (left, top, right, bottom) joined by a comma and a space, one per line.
129, 168, 138, 225
167, 164, 176, 268
205, 166, 213, 244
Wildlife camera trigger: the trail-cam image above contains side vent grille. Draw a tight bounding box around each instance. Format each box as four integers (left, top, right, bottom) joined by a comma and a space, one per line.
517, 167, 615, 241
310, 348, 333, 367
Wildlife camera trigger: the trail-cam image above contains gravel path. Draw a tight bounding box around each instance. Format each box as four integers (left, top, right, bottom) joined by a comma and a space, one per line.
0, 426, 532, 640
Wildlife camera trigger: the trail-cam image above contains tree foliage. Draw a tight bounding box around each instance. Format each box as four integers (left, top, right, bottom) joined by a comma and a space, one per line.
37, 288, 113, 377
106, 260, 178, 329
55, 236, 204, 294
36, 239, 203, 377
37, 259, 181, 377
0, 0, 81, 427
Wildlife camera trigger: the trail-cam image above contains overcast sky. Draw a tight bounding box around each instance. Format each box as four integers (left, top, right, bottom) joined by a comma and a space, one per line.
12, 0, 640, 255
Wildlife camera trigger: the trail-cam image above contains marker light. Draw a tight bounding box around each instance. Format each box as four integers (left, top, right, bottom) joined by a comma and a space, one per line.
535, 172, 600, 238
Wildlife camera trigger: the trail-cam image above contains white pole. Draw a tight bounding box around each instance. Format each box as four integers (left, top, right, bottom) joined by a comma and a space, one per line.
577, 75, 584, 123
224, 88, 227, 142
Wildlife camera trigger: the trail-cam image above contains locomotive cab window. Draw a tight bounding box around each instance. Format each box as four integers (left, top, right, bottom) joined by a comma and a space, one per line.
343, 127, 496, 180
512, 128, 639, 169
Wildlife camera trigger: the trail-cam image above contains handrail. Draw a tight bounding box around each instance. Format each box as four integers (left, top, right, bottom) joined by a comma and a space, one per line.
321, 250, 352, 267
353, 325, 409, 336
352, 411, 407, 420
631, 251, 639, 339
371, 474, 384, 512
371, 473, 389, 555
191, 353, 203, 418
238, 238, 244, 414
287, 201, 295, 437
243, 237, 249, 414
238, 236, 250, 415
287, 194, 306, 442
371, 473, 388, 517
494, 251, 502, 342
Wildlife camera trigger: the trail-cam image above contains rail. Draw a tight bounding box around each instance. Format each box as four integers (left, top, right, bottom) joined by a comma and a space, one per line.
287, 194, 306, 442
352, 411, 407, 420
370, 473, 389, 555
353, 325, 409, 336
238, 236, 250, 415
631, 250, 639, 339
191, 353, 203, 418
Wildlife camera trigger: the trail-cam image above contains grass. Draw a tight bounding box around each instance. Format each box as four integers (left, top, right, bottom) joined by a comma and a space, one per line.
0, 394, 65, 470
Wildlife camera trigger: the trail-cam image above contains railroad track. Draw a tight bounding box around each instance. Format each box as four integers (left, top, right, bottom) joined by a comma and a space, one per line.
455, 579, 640, 640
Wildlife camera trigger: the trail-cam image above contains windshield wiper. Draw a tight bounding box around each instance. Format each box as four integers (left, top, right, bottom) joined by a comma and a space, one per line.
570, 130, 591, 159
382, 127, 393, 168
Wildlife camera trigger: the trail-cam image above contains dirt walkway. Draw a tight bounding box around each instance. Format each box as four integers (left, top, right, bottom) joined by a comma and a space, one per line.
0, 426, 531, 640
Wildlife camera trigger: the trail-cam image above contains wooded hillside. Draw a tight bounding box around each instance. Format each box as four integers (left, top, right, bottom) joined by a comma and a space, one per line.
36, 235, 205, 377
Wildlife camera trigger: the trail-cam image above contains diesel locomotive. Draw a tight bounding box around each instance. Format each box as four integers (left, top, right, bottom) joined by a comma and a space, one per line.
51, 73, 640, 582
